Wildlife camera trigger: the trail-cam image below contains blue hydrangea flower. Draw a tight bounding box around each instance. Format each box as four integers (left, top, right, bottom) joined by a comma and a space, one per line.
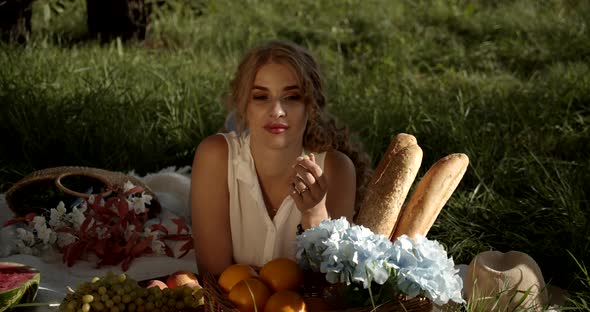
389, 235, 465, 305
295, 219, 465, 306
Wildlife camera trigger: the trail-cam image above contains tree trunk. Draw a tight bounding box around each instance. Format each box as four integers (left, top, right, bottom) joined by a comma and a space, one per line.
0, 0, 34, 44
86, 0, 148, 42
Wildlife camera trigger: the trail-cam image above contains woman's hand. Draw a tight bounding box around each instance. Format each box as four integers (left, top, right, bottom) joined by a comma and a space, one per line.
289, 153, 330, 228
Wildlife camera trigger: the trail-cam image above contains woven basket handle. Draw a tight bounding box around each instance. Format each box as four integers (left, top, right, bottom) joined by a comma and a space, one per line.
55, 172, 113, 198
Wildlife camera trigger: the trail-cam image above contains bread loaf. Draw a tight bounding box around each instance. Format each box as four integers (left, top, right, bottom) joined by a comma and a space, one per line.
371, 133, 417, 183
355, 133, 423, 237
391, 153, 469, 240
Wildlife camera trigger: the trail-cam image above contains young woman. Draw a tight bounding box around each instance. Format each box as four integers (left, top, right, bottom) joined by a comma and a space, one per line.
190, 41, 370, 275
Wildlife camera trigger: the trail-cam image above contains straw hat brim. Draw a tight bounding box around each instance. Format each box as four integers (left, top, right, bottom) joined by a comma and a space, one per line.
465, 250, 549, 311
5, 166, 161, 217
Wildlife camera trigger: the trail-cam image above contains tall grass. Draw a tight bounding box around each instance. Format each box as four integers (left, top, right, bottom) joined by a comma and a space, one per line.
1, 0, 589, 306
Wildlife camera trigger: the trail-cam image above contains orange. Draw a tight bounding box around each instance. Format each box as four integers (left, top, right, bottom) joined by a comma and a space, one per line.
228, 278, 271, 312
166, 270, 199, 289
218, 264, 258, 293
259, 258, 303, 292
264, 290, 307, 312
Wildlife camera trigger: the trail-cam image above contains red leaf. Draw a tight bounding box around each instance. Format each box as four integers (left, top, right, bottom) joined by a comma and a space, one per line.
79, 217, 93, 237
86, 196, 101, 211
122, 256, 132, 271
179, 239, 193, 252
163, 242, 174, 258
131, 216, 143, 230
111, 243, 125, 255
124, 232, 139, 254
4, 219, 24, 226
131, 236, 153, 257
116, 199, 129, 219
98, 253, 125, 267
24, 213, 37, 221
93, 239, 106, 257
178, 250, 191, 259
171, 218, 190, 234
177, 240, 193, 259
3, 213, 38, 227
104, 196, 118, 206
55, 227, 76, 234
64, 241, 86, 267
162, 234, 191, 241
95, 206, 117, 217
150, 223, 169, 235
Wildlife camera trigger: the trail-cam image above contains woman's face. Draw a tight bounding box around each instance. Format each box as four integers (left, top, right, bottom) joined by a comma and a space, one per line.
246, 62, 308, 150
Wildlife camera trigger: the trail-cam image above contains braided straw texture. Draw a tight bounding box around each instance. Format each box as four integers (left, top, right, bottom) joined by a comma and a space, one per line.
5, 166, 161, 216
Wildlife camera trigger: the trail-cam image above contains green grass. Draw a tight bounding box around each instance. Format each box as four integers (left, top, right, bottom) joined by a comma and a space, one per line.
1, 0, 589, 309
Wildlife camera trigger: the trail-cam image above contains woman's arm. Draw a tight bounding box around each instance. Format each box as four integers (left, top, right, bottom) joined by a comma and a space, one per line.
323, 150, 356, 221
190, 134, 233, 275
292, 150, 356, 229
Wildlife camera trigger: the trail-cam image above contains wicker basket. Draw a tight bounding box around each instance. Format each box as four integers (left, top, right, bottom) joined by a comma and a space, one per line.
202, 272, 432, 312
4, 166, 161, 217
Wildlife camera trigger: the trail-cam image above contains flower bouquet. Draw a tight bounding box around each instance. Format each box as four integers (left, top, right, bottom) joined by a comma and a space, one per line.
296, 217, 465, 311
4, 181, 193, 271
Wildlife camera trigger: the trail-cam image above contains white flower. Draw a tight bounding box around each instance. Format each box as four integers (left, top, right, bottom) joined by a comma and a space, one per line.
37, 225, 55, 245
16, 228, 36, 245
32, 216, 47, 232
123, 180, 135, 192
151, 239, 166, 255
15, 240, 35, 255
69, 206, 87, 230
49, 202, 67, 228
144, 227, 160, 239
57, 232, 78, 248
87, 195, 95, 204
17, 244, 33, 255
15, 240, 25, 248
96, 227, 109, 239
125, 224, 136, 240
128, 193, 152, 214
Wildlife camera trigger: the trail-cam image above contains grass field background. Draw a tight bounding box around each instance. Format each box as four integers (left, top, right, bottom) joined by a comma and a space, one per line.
1, 0, 589, 308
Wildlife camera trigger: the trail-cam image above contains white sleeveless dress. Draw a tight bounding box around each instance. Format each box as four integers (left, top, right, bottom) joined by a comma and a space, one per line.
220, 132, 326, 267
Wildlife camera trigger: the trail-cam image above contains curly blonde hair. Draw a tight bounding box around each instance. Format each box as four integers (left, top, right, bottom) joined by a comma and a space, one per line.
224, 40, 371, 215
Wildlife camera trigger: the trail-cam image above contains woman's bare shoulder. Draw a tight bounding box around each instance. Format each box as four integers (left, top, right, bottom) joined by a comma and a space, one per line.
195, 134, 228, 156
324, 150, 355, 175
193, 134, 229, 168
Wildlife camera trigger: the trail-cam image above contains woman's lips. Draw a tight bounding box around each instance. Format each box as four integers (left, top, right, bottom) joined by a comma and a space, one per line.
264, 123, 289, 134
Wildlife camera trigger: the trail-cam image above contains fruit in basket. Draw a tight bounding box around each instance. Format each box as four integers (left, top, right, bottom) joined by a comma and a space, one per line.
259, 258, 303, 292
166, 270, 200, 289
146, 279, 168, 290
60, 271, 204, 311
0, 262, 40, 312
228, 278, 271, 312
218, 264, 258, 292
264, 290, 306, 312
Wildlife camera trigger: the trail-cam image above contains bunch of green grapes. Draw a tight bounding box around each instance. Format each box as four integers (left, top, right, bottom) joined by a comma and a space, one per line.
59, 272, 204, 312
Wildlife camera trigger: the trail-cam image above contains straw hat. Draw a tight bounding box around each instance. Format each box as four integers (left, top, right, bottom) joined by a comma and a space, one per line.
5, 166, 161, 217
465, 250, 549, 311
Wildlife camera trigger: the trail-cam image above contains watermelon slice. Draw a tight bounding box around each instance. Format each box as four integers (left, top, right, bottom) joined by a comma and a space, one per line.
0, 262, 40, 312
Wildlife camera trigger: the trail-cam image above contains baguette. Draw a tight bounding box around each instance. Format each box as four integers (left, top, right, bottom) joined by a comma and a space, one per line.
391, 153, 469, 240
371, 133, 418, 184
355, 134, 423, 237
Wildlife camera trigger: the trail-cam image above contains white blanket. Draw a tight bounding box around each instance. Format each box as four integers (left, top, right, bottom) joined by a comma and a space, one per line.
0, 167, 197, 309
